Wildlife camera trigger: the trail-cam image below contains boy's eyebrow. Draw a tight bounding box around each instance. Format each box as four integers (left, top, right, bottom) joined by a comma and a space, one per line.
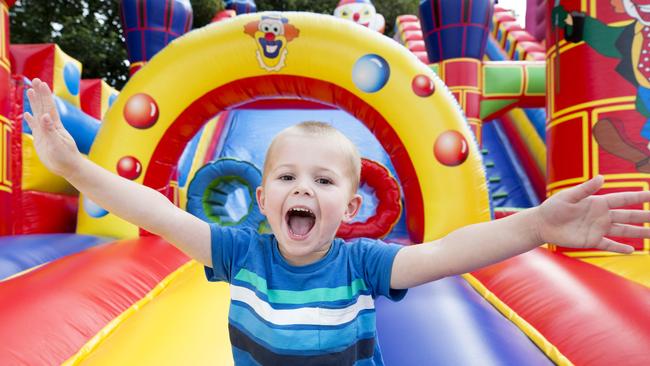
315, 167, 341, 177
273, 164, 341, 177
272, 163, 296, 171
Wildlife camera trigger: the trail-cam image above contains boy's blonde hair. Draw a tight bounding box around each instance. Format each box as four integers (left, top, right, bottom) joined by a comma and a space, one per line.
262, 121, 361, 193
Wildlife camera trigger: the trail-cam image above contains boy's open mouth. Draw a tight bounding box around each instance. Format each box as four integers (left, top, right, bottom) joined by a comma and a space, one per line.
286, 207, 316, 239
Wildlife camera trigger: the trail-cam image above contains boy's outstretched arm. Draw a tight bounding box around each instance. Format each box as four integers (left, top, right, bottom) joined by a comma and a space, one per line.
23, 79, 212, 266
390, 176, 650, 289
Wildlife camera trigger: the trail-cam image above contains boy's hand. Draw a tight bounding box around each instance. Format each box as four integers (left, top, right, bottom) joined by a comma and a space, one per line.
23, 78, 81, 177
535, 176, 650, 253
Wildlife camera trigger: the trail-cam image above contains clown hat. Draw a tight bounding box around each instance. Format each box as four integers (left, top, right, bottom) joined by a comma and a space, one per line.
337, 0, 372, 6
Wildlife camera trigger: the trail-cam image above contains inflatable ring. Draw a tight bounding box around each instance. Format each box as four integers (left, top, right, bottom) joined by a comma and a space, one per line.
337, 158, 402, 239
186, 158, 265, 230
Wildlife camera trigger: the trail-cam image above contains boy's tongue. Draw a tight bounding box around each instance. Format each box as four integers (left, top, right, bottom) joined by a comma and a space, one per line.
289, 215, 314, 236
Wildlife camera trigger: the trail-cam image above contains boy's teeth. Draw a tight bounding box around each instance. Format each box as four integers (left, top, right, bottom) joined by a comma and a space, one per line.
287, 207, 316, 236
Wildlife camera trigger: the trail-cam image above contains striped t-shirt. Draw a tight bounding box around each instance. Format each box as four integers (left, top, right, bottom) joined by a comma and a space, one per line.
205, 224, 407, 365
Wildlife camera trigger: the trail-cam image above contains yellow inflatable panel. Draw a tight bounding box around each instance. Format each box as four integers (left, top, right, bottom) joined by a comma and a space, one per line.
100, 80, 119, 120
77, 12, 490, 241
75, 262, 232, 365
53, 44, 82, 107
22, 134, 77, 195
582, 255, 650, 288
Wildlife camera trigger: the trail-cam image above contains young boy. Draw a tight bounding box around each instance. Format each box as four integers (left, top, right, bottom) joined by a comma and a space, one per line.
24, 78, 649, 365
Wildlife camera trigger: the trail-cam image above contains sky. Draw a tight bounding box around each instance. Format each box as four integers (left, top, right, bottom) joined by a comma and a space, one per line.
496, 0, 527, 27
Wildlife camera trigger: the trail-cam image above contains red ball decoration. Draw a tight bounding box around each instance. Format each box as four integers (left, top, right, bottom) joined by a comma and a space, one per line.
411, 74, 435, 97
117, 156, 142, 180
123, 93, 159, 129
434, 130, 469, 166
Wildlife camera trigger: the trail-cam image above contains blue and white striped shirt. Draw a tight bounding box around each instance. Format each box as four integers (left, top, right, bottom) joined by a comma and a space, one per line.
205, 224, 406, 365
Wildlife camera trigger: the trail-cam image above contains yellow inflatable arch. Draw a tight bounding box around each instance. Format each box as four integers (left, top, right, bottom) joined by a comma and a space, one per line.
77, 12, 490, 242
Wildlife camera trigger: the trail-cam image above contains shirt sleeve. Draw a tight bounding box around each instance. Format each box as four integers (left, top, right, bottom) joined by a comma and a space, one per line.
351, 238, 407, 301
204, 224, 254, 283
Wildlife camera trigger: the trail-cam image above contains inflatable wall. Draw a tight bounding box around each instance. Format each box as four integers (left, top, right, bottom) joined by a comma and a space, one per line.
0, 1, 648, 365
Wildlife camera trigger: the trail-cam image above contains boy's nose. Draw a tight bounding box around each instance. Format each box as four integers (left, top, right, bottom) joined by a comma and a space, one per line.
293, 184, 313, 196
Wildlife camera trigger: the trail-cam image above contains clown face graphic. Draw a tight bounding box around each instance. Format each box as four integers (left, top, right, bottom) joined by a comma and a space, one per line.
624, 0, 650, 25
244, 14, 300, 71
333, 0, 385, 33
335, 2, 375, 27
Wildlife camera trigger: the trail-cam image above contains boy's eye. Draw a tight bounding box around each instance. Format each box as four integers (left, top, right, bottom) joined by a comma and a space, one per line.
279, 175, 294, 181
316, 178, 332, 185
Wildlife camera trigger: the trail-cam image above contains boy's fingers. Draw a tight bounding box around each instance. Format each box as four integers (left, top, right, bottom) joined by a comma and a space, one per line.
41, 113, 56, 131
597, 237, 634, 254
607, 223, 650, 239
561, 175, 603, 203
36, 81, 59, 119
35, 82, 48, 115
23, 112, 35, 130
610, 209, 650, 224
604, 191, 650, 209
26, 88, 38, 114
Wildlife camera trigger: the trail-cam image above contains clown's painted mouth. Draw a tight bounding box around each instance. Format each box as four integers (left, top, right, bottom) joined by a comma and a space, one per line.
258, 38, 283, 58
636, 2, 650, 13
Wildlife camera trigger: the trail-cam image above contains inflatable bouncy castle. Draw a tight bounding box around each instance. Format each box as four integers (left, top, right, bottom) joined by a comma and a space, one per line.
0, 0, 648, 365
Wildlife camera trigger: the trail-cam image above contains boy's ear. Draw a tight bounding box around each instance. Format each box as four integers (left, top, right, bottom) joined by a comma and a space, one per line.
342, 194, 362, 223
256, 186, 266, 215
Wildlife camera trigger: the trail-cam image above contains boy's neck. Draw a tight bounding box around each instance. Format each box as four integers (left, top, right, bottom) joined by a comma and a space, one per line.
276, 240, 333, 266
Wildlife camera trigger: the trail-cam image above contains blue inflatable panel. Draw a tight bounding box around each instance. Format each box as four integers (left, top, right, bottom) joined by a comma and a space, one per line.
0, 234, 110, 280
482, 121, 537, 208
376, 275, 552, 365
178, 125, 205, 187
23, 88, 100, 154
216, 108, 408, 238
524, 108, 547, 141
485, 34, 509, 61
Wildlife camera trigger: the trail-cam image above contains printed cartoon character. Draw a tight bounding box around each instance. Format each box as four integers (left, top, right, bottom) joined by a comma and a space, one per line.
554, 0, 650, 172
333, 0, 385, 33
244, 14, 300, 72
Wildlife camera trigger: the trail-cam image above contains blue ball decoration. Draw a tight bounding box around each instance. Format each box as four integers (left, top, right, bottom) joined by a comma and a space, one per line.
352, 54, 390, 93
63, 62, 80, 96
84, 196, 108, 218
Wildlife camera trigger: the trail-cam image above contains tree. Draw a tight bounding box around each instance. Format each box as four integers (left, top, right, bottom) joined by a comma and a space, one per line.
10, 0, 129, 89
191, 0, 222, 28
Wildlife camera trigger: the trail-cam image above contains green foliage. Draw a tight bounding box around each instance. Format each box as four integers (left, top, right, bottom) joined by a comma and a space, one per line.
10, 0, 129, 89
256, 0, 338, 14
191, 0, 222, 28
374, 0, 419, 36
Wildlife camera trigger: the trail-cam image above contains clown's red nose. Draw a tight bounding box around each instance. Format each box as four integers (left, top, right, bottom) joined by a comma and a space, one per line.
265, 32, 275, 41
353, 13, 360, 21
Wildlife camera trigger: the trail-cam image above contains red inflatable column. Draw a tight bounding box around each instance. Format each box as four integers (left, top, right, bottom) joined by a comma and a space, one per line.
439, 59, 483, 142
0, 1, 14, 235
548, 1, 649, 254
